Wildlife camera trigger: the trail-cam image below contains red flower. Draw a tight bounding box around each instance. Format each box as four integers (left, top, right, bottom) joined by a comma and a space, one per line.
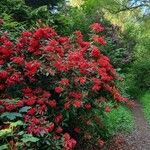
55, 47, 64, 56
16, 100, 24, 107
54, 114, 63, 124
6, 72, 22, 86
27, 107, 36, 115
45, 46, 55, 52
64, 102, 71, 110
0, 70, 8, 79
69, 92, 82, 99
93, 35, 107, 46
54, 60, 67, 72
74, 30, 83, 39
92, 78, 101, 85
92, 85, 101, 91
58, 37, 69, 44
73, 101, 82, 108
77, 77, 86, 85
0, 84, 5, 91
22, 87, 32, 94
91, 46, 101, 58
97, 139, 105, 147
90, 23, 104, 33
21, 31, 32, 37
26, 99, 36, 106
25, 60, 41, 76
60, 78, 69, 86
103, 84, 112, 92
56, 127, 63, 134
55, 87, 63, 93
74, 127, 81, 133
68, 51, 81, 62
43, 91, 51, 98
48, 40, 58, 46
49, 100, 57, 108
98, 57, 110, 67
105, 106, 111, 112
64, 133, 70, 141
32, 117, 40, 124
47, 123, 55, 133
84, 103, 92, 110
11, 57, 24, 65
37, 99, 45, 105
63, 133, 77, 150
0, 59, 5, 65
5, 104, 16, 111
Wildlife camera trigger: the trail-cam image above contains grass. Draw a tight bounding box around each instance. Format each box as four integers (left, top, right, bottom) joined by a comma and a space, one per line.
102, 104, 135, 136
140, 91, 150, 124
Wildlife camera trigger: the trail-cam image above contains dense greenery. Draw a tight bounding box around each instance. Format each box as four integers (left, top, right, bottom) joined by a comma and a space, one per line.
0, 0, 149, 149
140, 92, 150, 124
103, 105, 134, 136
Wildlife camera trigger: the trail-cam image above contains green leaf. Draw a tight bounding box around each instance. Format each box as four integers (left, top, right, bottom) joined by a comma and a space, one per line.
0, 128, 12, 137
19, 106, 31, 113
10, 120, 24, 127
21, 134, 39, 143
1, 112, 22, 120
0, 144, 8, 150
18, 131, 25, 136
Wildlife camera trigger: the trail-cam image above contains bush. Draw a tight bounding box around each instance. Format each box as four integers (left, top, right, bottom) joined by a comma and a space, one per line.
0, 23, 130, 149
126, 58, 150, 97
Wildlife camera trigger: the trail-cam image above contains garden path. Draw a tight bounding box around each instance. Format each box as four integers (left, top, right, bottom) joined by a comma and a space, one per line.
123, 101, 150, 150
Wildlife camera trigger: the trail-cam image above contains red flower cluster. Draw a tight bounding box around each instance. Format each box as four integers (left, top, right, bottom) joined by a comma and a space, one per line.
63, 133, 77, 150
0, 23, 129, 149
90, 23, 104, 33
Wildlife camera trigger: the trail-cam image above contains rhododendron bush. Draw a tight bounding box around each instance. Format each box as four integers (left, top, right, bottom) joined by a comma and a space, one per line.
0, 23, 128, 149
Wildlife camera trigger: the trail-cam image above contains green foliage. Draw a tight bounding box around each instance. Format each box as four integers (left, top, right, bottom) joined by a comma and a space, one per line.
10, 120, 24, 127
126, 58, 150, 97
0, 0, 149, 148
140, 92, 150, 124
1, 112, 22, 120
0, 120, 39, 149
0, 144, 8, 150
21, 134, 39, 143
19, 106, 31, 113
0, 128, 13, 138
102, 104, 134, 136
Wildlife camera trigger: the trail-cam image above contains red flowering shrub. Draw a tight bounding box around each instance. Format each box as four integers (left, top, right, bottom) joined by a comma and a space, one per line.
0, 23, 128, 149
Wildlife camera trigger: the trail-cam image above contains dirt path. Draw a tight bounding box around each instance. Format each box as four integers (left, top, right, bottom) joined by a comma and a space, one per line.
123, 102, 150, 150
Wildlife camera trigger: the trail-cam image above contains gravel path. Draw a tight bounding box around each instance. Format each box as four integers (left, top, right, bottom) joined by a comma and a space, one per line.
123, 102, 150, 150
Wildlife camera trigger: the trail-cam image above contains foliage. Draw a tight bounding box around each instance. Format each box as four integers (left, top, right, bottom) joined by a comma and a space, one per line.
140, 92, 150, 125
125, 20, 150, 97
0, 0, 136, 71
0, 120, 40, 149
0, 0, 59, 38
126, 59, 150, 97
1, 0, 149, 148
102, 104, 134, 136
0, 23, 130, 149
101, 1, 150, 98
